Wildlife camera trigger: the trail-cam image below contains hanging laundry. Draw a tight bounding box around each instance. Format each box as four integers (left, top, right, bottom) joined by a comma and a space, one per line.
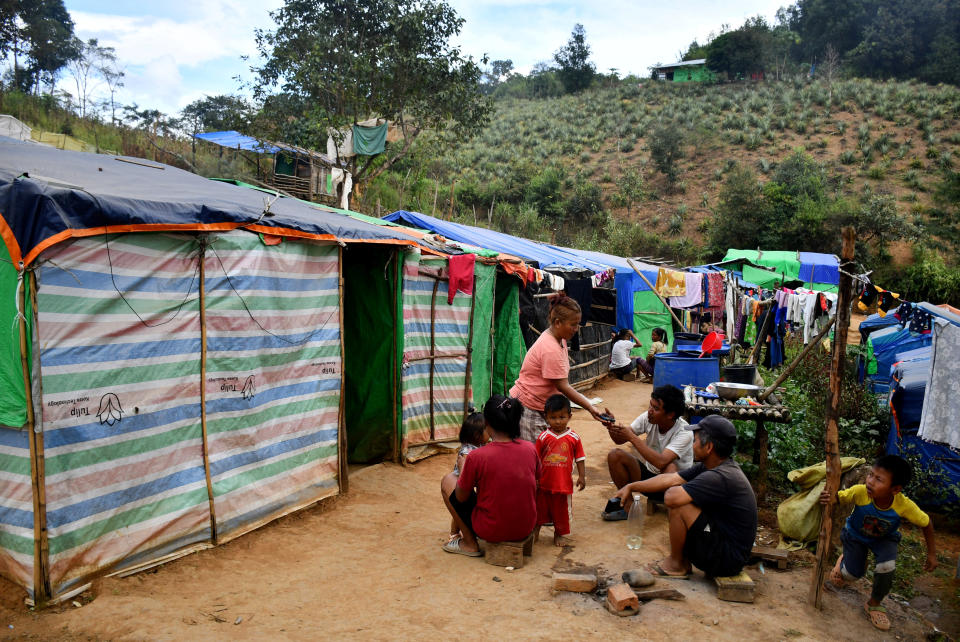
877, 290, 901, 316
564, 278, 593, 321
703, 271, 725, 309
352, 122, 388, 155
667, 272, 703, 308
917, 320, 960, 449
857, 282, 879, 312
447, 254, 475, 304
655, 267, 687, 297
327, 128, 355, 159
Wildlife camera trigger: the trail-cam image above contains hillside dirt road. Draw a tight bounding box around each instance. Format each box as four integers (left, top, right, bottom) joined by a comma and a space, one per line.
1, 366, 949, 641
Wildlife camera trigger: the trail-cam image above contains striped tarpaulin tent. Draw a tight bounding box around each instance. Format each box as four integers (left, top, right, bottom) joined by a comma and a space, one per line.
203, 231, 340, 541
399, 249, 473, 455
0, 428, 32, 594
28, 230, 342, 599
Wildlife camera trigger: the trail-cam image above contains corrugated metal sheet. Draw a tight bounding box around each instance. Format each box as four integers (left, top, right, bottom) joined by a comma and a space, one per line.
400, 249, 472, 451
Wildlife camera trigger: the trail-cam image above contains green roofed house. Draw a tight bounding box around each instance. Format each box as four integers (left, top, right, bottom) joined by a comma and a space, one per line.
651, 59, 717, 83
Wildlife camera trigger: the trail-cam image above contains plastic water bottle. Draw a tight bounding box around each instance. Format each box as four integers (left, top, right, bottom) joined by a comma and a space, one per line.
626, 492, 645, 549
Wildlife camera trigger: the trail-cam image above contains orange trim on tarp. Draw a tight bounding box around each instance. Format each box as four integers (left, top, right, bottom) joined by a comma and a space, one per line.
17, 222, 435, 266
0, 215, 23, 265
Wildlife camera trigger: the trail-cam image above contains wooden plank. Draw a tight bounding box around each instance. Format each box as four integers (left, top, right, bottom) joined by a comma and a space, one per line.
809, 227, 855, 609
337, 248, 348, 494
197, 241, 219, 544
634, 588, 686, 601
716, 570, 755, 603
752, 546, 789, 570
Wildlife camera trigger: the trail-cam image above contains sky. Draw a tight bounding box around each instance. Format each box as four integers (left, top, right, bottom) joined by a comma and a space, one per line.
62, 0, 787, 117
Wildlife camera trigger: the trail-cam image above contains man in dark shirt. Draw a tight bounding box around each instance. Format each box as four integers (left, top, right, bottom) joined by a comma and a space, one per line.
612, 415, 758, 578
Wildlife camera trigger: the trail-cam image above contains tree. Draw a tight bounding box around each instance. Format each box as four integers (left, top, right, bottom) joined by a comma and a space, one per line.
66, 38, 118, 118
252, 0, 491, 208
1, 0, 75, 93
648, 124, 685, 188
100, 57, 125, 125
553, 23, 595, 93
706, 17, 775, 78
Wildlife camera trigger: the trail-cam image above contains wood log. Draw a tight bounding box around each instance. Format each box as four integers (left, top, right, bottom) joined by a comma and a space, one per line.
809, 227, 855, 609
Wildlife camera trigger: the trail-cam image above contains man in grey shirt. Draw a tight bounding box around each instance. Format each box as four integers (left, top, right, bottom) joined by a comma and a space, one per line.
614, 415, 758, 578
602, 385, 691, 520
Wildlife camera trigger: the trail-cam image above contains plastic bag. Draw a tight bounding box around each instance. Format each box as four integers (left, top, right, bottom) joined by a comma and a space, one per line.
776, 456, 865, 548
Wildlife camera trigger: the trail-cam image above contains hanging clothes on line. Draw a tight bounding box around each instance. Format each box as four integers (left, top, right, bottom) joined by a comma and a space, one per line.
655, 267, 687, 297
668, 272, 704, 308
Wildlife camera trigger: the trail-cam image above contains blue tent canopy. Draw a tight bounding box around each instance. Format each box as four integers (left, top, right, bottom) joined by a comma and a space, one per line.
383, 210, 609, 274
797, 252, 840, 285
194, 131, 281, 153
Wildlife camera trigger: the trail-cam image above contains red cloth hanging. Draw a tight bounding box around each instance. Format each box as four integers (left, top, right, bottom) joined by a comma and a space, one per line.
447, 254, 476, 304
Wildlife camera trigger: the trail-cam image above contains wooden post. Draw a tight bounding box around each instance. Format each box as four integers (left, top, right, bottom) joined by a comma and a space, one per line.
748, 304, 775, 365
429, 279, 439, 440
463, 269, 477, 417
391, 251, 400, 462
22, 269, 50, 605
626, 259, 688, 332
197, 241, 219, 544
752, 419, 768, 501
337, 246, 349, 492
809, 226, 855, 609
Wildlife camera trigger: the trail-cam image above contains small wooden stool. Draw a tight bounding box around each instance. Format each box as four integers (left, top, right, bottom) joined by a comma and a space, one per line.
751, 545, 788, 570
481, 532, 534, 568
646, 498, 664, 515
715, 570, 755, 603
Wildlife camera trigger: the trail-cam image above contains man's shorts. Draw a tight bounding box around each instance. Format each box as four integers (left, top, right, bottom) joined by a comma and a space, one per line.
683, 512, 746, 577
449, 488, 477, 534
635, 460, 665, 503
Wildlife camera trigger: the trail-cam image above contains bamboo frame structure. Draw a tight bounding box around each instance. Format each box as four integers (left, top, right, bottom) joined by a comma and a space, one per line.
337, 246, 348, 493
22, 270, 50, 605
197, 240, 219, 544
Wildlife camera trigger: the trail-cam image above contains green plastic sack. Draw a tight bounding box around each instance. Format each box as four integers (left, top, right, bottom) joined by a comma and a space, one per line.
776, 456, 865, 548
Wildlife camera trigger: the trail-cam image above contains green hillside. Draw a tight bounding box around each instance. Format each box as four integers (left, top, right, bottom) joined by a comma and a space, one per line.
358, 77, 960, 300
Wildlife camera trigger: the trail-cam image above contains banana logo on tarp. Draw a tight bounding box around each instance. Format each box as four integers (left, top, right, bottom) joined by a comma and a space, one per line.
241, 375, 256, 400
97, 393, 123, 426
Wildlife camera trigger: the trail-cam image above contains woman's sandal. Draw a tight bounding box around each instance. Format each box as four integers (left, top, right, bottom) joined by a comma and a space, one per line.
646, 561, 690, 579
442, 535, 483, 557
864, 604, 891, 631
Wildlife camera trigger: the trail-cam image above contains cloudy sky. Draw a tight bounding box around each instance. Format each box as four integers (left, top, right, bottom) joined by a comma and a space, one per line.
63, 0, 786, 117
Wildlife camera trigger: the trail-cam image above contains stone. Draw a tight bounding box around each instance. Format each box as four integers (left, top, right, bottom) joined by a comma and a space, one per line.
622, 568, 655, 588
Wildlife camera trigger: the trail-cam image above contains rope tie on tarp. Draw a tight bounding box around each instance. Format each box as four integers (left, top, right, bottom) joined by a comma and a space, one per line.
12, 262, 25, 331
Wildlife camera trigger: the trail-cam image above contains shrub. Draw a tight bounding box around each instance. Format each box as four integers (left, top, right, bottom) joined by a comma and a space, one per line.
648, 123, 685, 187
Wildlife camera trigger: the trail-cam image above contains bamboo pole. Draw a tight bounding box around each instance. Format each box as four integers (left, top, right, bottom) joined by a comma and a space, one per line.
748, 305, 775, 365
197, 241, 219, 545
809, 226, 855, 609
429, 279, 439, 440
22, 269, 50, 605
626, 259, 687, 332
757, 317, 836, 402
337, 246, 349, 493
391, 252, 400, 462
463, 269, 477, 417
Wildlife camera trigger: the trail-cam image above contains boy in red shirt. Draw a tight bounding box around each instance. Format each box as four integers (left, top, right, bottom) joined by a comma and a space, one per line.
535, 394, 586, 546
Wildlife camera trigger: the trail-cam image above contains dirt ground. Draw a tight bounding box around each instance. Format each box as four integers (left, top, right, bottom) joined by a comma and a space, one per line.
1, 370, 955, 641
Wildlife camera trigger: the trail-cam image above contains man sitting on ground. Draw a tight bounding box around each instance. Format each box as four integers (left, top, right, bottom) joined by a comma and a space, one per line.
613, 415, 758, 578
601, 384, 691, 520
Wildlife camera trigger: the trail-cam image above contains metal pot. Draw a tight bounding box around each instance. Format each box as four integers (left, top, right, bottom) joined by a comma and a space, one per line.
714, 382, 762, 401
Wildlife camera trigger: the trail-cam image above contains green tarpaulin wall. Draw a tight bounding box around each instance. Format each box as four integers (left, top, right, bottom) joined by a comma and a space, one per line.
0, 243, 29, 427
491, 273, 526, 397
632, 289, 675, 356
470, 262, 496, 409
726, 249, 838, 292
343, 245, 399, 463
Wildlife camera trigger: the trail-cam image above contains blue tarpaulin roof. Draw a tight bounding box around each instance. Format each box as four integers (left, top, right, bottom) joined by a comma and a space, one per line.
383, 210, 610, 274
797, 252, 840, 285
194, 131, 281, 153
